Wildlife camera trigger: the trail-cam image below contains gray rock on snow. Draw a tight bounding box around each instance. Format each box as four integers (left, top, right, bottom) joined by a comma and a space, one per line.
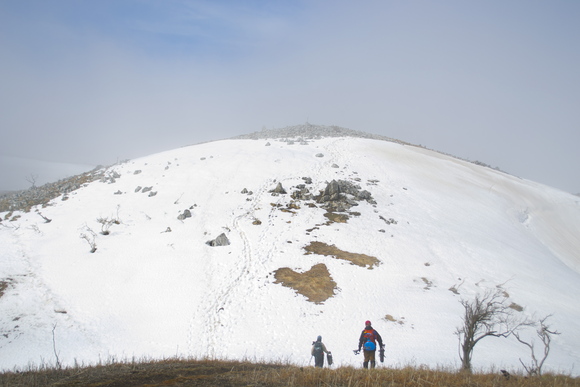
270, 182, 287, 195
177, 209, 192, 220
206, 233, 230, 247
315, 179, 376, 211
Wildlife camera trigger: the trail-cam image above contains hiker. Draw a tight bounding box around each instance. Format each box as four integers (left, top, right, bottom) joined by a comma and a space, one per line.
356, 320, 384, 369
311, 335, 330, 368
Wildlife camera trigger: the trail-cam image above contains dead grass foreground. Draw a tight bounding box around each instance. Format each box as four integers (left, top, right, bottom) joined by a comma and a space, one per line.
0, 358, 577, 387
304, 241, 381, 269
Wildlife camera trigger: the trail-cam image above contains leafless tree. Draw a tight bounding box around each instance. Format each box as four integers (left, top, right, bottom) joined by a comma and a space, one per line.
455, 288, 534, 373
515, 314, 560, 376
25, 173, 38, 188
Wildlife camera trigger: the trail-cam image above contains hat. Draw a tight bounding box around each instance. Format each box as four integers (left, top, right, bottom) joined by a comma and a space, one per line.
365, 320, 371, 326
317, 335, 322, 341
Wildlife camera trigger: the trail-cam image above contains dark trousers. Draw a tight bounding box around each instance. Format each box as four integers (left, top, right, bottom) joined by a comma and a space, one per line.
314, 353, 324, 368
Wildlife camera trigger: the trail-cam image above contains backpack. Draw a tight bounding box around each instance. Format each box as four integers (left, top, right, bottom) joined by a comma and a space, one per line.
363, 330, 377, 351
313, 341, 323, 355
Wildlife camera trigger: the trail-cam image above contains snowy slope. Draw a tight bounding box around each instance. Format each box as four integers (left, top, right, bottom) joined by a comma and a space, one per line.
1, 134, 579, 374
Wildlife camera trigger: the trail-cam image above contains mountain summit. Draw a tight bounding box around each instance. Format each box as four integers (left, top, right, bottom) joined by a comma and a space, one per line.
1, 127, 579, 374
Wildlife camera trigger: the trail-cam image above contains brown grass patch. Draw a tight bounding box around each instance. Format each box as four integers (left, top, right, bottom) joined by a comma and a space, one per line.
273, 263, 337, 304
1, 358, 577, 387
304, 241, 381, 269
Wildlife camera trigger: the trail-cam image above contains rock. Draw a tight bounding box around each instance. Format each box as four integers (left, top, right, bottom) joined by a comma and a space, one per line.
206, 233, 230, 247
291, 187, 312, 200
314, 179, 375, 211
177, 209, 192, 220
271, 182, 287, 195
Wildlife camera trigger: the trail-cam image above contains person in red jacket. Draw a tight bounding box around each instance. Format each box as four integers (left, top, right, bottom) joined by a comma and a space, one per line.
357, 320, 384, 368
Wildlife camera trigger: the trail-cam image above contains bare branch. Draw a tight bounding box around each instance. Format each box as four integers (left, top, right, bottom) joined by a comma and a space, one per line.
52, 323, 61, 369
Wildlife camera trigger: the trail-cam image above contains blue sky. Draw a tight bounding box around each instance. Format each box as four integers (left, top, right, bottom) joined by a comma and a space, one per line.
1, 0, 579, 193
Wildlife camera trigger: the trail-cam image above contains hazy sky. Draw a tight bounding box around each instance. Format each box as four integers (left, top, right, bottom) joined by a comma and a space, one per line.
1, 0, 579, 193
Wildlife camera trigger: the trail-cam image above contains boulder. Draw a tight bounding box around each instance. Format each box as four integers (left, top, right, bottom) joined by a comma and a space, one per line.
177, 209, 192, 220
206, 233, 230, 247
271, 182, 287, 195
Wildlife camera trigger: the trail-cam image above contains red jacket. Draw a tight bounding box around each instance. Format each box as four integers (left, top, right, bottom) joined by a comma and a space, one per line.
358, 326, 383, 351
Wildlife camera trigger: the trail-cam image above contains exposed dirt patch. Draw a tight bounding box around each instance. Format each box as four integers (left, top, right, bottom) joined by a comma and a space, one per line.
304, 242, 381, 269
273, 263, 337, 304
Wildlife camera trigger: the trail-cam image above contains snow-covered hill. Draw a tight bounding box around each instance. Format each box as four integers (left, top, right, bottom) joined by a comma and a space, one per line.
1, 127, 579, 374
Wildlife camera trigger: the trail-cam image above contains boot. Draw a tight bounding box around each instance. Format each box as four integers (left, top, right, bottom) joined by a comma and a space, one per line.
363, 361, 368, 369
371, 360, 376, 368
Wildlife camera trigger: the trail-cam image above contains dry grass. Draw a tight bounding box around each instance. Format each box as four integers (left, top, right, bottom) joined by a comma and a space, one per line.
271, 242, 381, 304
304, 241, 381, 269
0, 358, 577, 387
273, 263, 337, 303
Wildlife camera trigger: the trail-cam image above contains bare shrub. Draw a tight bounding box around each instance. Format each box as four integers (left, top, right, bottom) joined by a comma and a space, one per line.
515, 314, 561, 376
97, 205, 122, 235
455, 288, 534, 373
80, 226, 97, 253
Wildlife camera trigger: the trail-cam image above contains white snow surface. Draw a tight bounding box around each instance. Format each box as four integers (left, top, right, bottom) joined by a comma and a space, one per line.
1, 136, 579, 374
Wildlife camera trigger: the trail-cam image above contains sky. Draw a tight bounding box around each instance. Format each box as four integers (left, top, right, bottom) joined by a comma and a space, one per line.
1, 0, 579, 193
